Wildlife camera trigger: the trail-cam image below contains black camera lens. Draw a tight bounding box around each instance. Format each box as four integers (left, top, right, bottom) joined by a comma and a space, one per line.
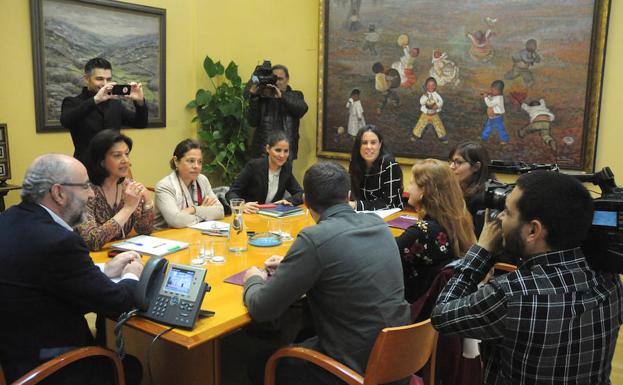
483, 180, 514, 212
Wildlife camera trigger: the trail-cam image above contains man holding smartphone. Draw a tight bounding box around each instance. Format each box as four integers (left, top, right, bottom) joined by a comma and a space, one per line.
60, 57, 148, 165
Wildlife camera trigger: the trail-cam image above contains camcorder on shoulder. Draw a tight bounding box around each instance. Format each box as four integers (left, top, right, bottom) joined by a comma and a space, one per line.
251, 60, 278, 98
483, 161, 623, 273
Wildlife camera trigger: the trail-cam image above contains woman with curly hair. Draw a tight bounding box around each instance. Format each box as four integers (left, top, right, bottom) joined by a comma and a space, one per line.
395, 159, 475, 302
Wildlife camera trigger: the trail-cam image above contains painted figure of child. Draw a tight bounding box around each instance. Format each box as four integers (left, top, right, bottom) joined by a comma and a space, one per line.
520, 98, 556, 151
391, 34, 419, 88
372, 62, 400, 114
412, 77, 448, 143
346, 88, 366, 136
505, 39, 540, 87
362, 24, 379, 55
481, 80, 509, 144
429, 49, 460, 87
466, 29, 494, 62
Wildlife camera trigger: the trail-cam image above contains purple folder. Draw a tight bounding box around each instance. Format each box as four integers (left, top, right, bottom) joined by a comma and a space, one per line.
386, 215, 419, 230
224, 269, 273, 286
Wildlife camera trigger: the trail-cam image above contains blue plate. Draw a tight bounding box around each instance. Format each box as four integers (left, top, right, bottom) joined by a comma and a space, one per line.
248, 233, 282, 247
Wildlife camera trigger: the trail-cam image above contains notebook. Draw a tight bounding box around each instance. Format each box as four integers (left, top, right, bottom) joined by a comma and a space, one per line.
386, 215, 419, 230
224, 268, 273, 286
257, 205, 304, 218
357, 207, 402, 219
188, 220, 230, 231
111, 235, 189, 257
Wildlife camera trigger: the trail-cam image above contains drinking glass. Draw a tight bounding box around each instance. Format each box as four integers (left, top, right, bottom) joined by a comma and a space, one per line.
228, 198, 248, 252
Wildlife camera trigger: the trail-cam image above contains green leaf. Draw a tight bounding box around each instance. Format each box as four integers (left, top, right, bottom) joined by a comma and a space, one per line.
213, 130, 222, 140
196, 89, 211, 106
215, 61, 225, 75
186, 100, 197, 109
216, 151, 226, 162
238, 142, 245, 151
225, 61, 242, 87
204, 56, 218, 78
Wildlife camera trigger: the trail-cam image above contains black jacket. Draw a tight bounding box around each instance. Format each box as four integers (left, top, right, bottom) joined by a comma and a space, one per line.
225, 157, 304, 205
60, 87, 148, 164
0, 202, 137, 383
247, 86, 308, 159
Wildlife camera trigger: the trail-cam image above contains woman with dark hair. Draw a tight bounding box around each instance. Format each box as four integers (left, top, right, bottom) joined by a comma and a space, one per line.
448, 141, 494, 235
154, 139, 224, 229
348, 125, 404, 210
396, 159, 475, 302
76, 129, 154, 250
226, 131, 303, 214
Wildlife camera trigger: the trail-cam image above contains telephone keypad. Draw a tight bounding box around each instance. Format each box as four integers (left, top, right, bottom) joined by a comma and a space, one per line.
151, 295, 170, 318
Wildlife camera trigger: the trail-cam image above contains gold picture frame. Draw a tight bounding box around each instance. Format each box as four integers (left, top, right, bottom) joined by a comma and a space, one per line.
317, 0, 611, 171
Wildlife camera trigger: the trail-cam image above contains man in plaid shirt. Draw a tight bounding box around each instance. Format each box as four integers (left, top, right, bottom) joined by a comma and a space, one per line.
432, 171, 623, 384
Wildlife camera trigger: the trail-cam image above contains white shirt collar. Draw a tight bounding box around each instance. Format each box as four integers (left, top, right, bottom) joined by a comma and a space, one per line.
38, 204, 73, 231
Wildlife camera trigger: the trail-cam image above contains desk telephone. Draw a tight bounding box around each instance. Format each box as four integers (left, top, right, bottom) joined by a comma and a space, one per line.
134, 257, 209, 329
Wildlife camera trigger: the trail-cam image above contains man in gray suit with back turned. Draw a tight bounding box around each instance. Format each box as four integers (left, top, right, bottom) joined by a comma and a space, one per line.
243, 161, 410, 385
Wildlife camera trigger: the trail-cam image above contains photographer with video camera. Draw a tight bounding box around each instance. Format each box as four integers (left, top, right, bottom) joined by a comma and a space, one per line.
245, 61, 308, 160
432, 171, 623, 385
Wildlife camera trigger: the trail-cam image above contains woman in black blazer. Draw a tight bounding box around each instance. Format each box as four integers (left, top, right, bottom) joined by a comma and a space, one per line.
226, 131, 304, 213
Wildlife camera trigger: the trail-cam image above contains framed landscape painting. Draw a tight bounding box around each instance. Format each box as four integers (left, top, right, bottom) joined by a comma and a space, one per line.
317, 0, 611, 171
30, 0, 166, 132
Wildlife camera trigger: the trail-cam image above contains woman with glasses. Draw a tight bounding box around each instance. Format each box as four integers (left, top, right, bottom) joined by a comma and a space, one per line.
154, 139, 224, 229
76, 129, 154, 250
448, 141, 494, 236
396, 159, 475, 302
225, 130, 303, 214
348, 125, 404, 211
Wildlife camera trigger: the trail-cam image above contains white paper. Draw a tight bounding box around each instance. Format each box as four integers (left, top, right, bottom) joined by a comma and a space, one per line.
188, 220, 230, 231
357, 207, 401, 219
112, 235, 189, 257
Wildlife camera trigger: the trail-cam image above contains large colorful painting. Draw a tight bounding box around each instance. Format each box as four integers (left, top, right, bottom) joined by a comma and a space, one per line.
30, 0, 166, 132
317, 0, 610, 171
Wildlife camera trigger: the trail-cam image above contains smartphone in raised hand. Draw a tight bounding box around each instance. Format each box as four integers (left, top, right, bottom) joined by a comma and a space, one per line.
111, 84, 131, 96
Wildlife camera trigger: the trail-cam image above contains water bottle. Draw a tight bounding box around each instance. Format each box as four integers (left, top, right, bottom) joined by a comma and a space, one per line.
228, 199, 248, 252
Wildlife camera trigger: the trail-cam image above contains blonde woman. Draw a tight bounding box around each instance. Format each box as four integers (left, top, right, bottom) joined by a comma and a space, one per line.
396, 159, 475, 302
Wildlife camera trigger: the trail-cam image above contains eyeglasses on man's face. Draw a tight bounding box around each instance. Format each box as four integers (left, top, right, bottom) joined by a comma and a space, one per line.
57, 181, 94, 190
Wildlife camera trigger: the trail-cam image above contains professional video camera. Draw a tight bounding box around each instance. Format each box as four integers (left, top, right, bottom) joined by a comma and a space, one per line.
250, 60, 278, 98
482, 161, 623, 273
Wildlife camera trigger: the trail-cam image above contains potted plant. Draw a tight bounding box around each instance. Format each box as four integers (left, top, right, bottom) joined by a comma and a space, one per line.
187, 55, 250, 185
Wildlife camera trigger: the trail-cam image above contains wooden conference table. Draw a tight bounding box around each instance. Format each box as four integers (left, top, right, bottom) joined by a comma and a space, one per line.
91, 210, 408, 385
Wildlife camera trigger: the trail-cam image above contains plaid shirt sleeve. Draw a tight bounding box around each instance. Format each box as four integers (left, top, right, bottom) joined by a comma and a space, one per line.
431, 245, 507, 341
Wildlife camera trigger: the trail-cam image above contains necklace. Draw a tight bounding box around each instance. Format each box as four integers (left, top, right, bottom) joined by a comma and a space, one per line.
100, 183, 121, 209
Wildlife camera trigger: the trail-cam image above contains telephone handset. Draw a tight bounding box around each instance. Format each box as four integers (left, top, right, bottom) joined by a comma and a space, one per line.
134, 257, 209, 330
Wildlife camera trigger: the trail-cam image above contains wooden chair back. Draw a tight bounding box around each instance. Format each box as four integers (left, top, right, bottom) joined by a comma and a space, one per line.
364, 319, 438, 385
7, 346, 124, 385
264, 319, 438, 385
494, 262, 517, 273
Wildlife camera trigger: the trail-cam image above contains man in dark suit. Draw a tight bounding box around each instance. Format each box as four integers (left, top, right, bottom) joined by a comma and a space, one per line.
0, 154, 143, 384
60, 57, 148, 165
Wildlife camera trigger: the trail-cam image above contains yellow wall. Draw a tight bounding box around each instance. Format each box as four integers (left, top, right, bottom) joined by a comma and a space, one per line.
192, 0, 320, 181
1, 0, 622, 207
0, 0, 198, 206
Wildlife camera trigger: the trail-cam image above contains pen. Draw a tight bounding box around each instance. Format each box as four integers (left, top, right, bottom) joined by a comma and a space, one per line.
167, 245, 182, 252
126, 240, 144, 246
152, 242, 166, 248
